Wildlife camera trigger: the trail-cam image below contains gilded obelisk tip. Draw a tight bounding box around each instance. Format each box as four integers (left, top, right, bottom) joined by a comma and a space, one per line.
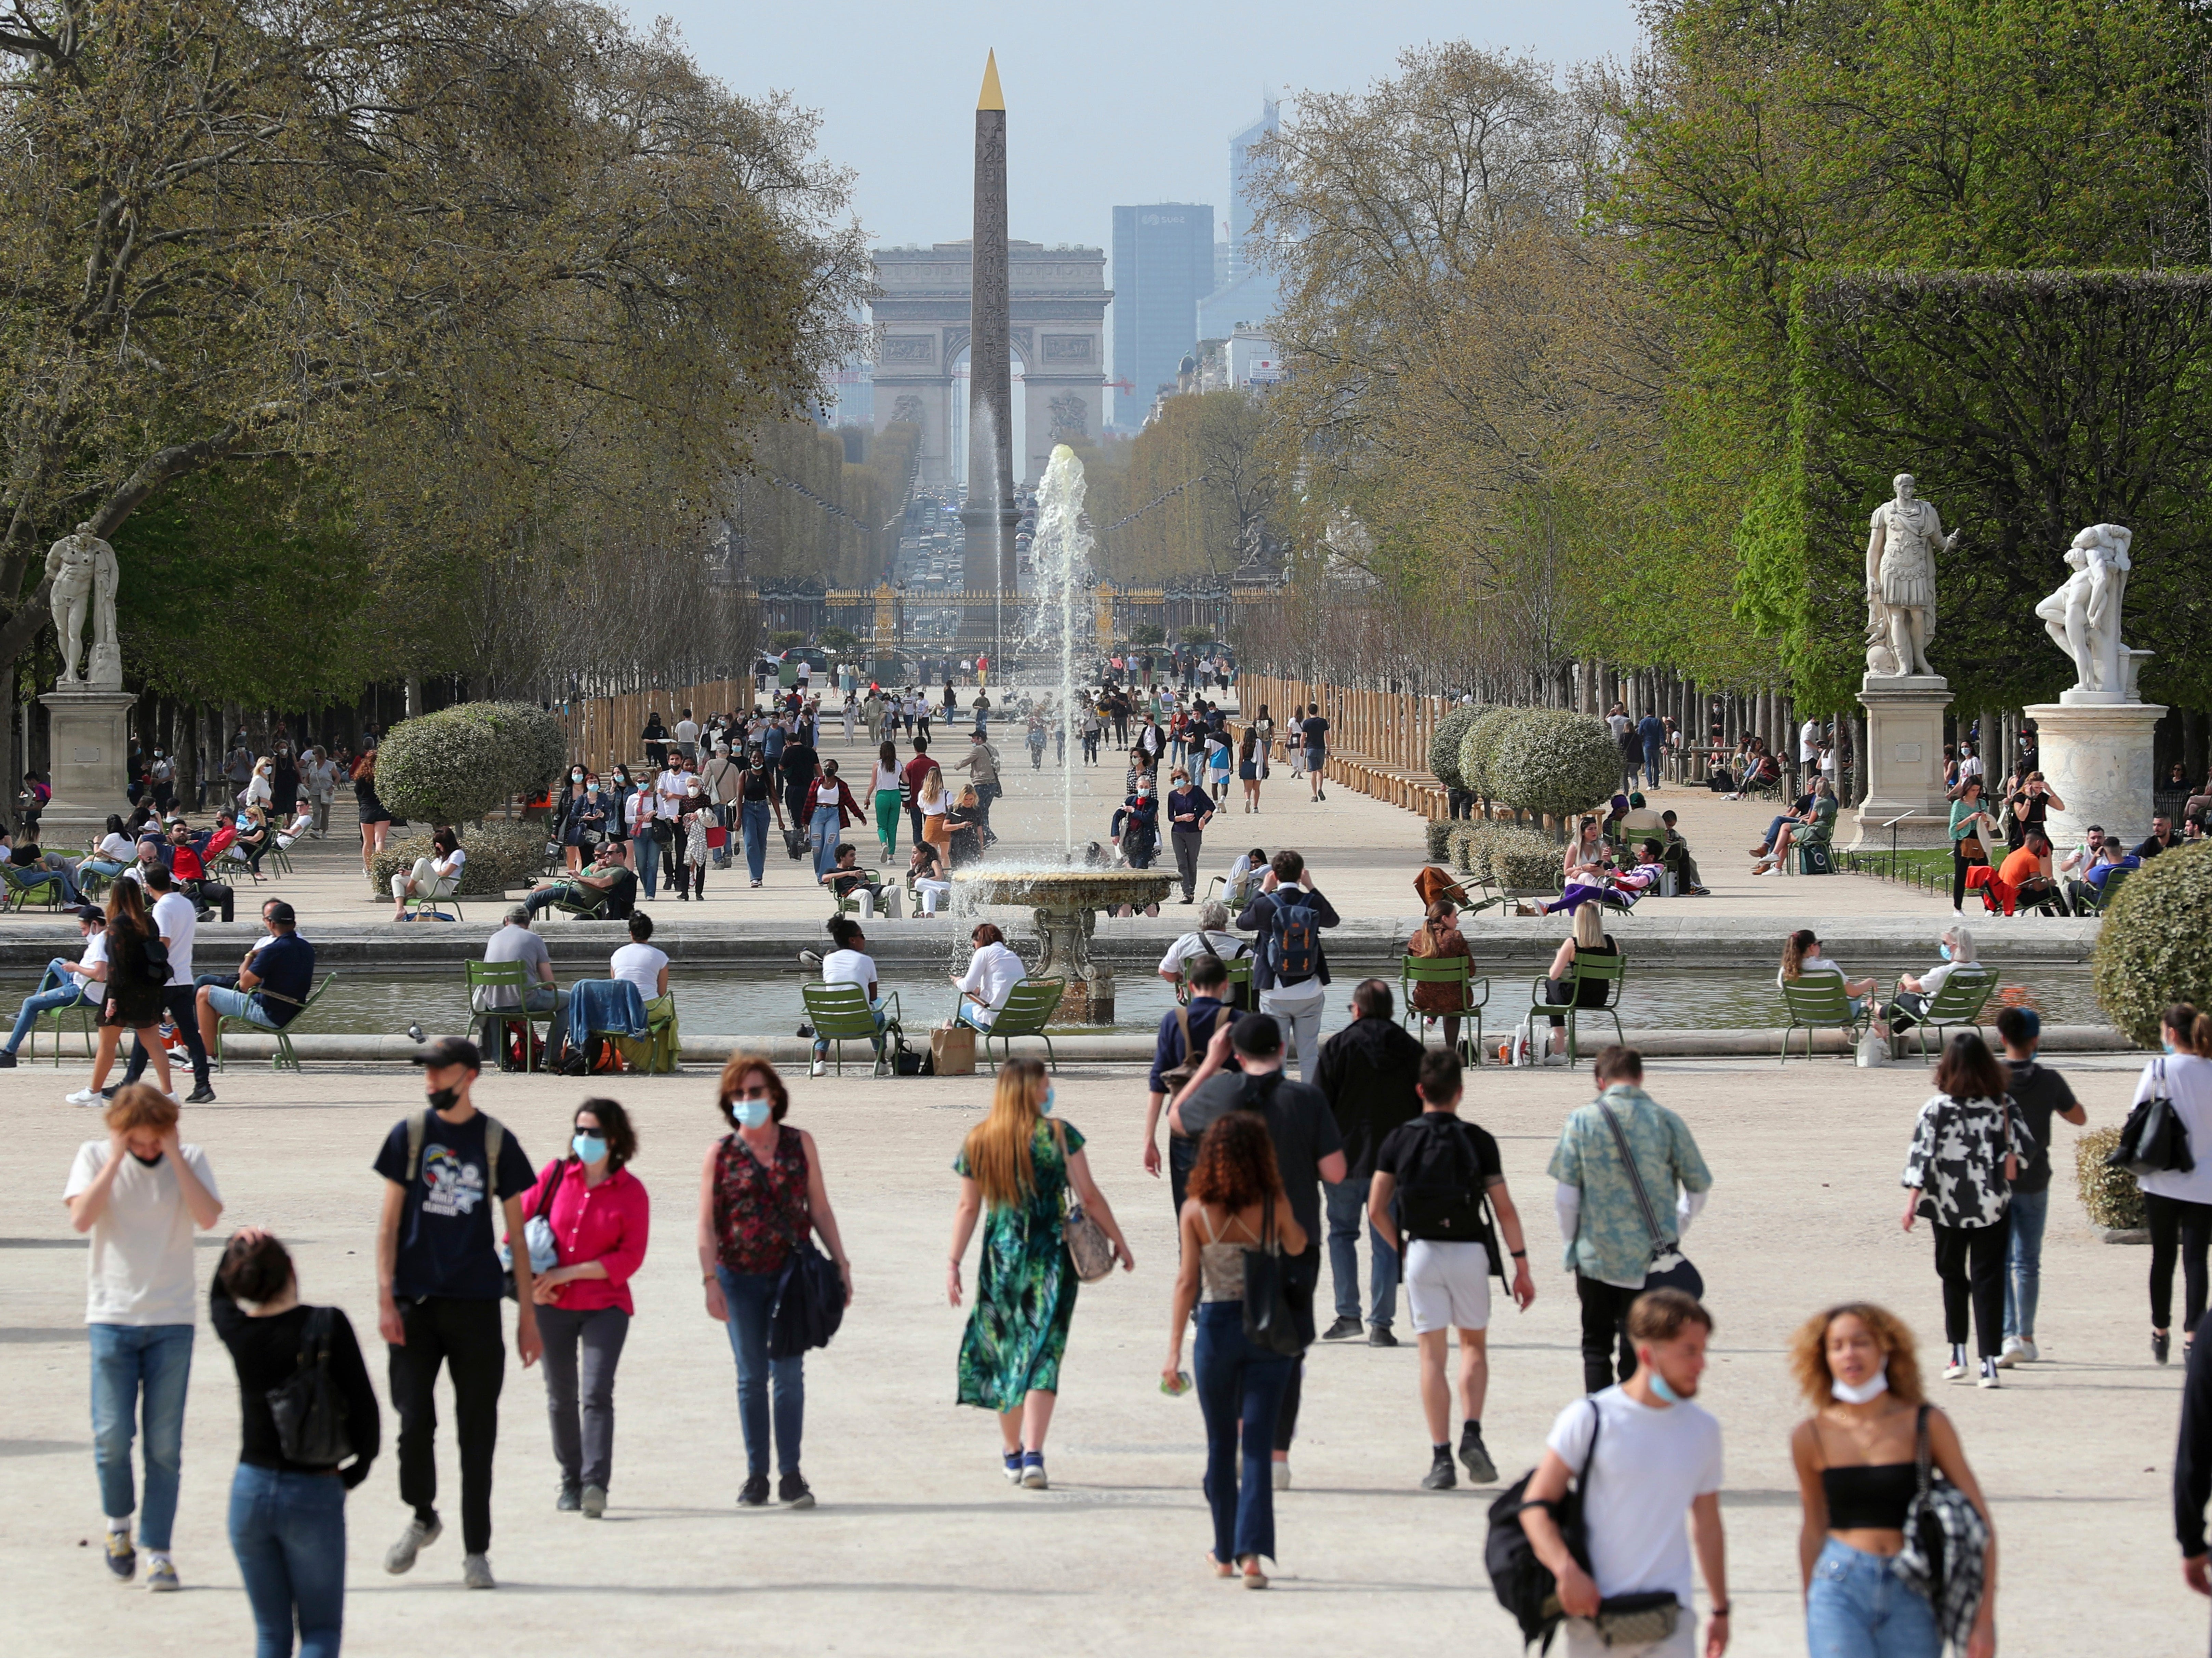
977, 50, 1004, 112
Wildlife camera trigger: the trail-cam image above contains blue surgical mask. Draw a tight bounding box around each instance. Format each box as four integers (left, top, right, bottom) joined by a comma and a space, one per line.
1040, 1086, 1057, 1117
733, 1098, 772, 1130
572, 1134, 608, 1164
1938, 945, 1953, 961
1648, 1369, 1685, 1405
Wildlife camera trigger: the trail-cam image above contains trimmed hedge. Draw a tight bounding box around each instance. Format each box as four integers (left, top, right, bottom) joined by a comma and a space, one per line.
1489, 826, 1566, 892
2092, 842, 2212, 1047
2076, 1125, 2145, 1231
1491, 709, 1620, 830
491, 701, 569, 802
367, 822, 548, 899
1428, 705, 1482, 792
1460, 706, 1523, 801
1425, 818, 1456, 861
375, 701, 567, 825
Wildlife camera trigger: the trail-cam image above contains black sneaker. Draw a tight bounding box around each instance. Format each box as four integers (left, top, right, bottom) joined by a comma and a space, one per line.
104, 1526, 136, 1580
2155, 1330, 2172, 1365
777, 1471, 815, 1509
1320, 1316, 1363, 1342
1367, 1325, 1399, 1348
737, 1474, 771, 1507
556, 1483, 581, 1512
185, 1084, 216, 1105
1459, 1426, 1498, 1485
0, 1050, 16, 1068
1420, 1450, 1456, 1491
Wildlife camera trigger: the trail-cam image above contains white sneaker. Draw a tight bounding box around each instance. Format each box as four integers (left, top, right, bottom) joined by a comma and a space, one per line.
1996, 1336, 2023, 1368
2014, 1338, 2038, 1364
1942, 1359, 1968, 1381
809, 1060, 825, 1078
65, 1087, 101, 1106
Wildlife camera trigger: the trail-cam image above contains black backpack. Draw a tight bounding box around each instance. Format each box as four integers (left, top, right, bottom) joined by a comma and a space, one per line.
1270, 893, 1321, 984
1396, 1117, 1499, 1268
1487, 1399, 1599, 1650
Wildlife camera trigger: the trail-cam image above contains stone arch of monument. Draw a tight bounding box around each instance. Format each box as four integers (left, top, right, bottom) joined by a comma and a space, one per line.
871, 240, 1109, 488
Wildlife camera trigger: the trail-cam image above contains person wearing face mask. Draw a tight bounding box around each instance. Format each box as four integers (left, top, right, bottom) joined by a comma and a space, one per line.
698, 1055, 852, 1509
65, 1084, 226, 1592
625, 778, 663, 900
1883, 924, 1976, 1039
1112, 773, 1161, 869
521, 1100, 649, 1519
1517, 1291, 1729, 1658
556, 766, 592, 873
737, 747, 783, 890
371, 1038, 541, 1590
1789, 1301, 1996, 1658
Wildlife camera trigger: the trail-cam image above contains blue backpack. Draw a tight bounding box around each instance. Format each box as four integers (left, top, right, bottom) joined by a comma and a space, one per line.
1270, 892, 1321, 984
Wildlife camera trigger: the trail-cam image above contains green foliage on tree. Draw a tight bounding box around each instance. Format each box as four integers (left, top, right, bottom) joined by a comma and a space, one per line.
1131, 624, 1166, 646
1180, 626, 1216, 646
1490, 710, 1620, 830
2094, 844, 2212, 1048
1459, 706, 1522, 801
819, 627, 858, 651
1428, 705, 1481, 791
770, 631, 808, 650
374, 702, 559, 825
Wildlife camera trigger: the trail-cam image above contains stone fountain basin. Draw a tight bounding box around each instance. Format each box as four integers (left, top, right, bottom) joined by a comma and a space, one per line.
954, 868, 1176, 909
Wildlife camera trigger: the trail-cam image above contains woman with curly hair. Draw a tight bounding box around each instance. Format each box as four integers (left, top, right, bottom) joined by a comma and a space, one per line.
1788, 1302, 1997, 1658
1164, 1111, 1309, 1589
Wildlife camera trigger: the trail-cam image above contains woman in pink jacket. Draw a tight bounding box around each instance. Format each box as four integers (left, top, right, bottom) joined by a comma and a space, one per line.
522, 1099, 651, 1519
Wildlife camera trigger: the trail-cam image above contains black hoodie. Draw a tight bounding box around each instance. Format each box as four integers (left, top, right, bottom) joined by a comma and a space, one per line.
1314, 1016, 1427, 1179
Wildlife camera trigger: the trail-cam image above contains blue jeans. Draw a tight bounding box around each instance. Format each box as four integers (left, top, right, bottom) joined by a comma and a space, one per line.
715, 1266, 804, 1476
741, 801, 770, 881
1804, 1537, 1942, 1657
1324, 1174, 1400, 1328
1193, 1301, 1293, 1564
811, 805, 843, 879
1643, 742, 1663, 788
2004, 1186, 2050, 1342
228, 1463, 346, 1658
634, 829, 661, 897
814, 998, 890, 1060
89, 1322, 195, 1550
6, 957, 89, 1054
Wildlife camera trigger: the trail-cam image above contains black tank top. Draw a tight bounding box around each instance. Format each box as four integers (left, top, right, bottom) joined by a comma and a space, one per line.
1821, 1462, 1916, 1530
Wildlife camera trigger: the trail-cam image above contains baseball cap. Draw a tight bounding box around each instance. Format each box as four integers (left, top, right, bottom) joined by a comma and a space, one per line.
74, 905, 104, 924
410, 1035, 482, 1072
1230, 1012, 1282, 1057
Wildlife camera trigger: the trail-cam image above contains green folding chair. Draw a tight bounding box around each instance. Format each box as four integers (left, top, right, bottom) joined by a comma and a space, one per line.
1526, 953, 1626, 1069
465, 959, 557, 1073
960, 978, 1066, 1073
33, 989, 97, 1065
802, 981, 902, 1076
2074, 865, 2131, 916
1, 863, 67, 912
1889, 966, 1999, 1063
1401, 953, 1490, 1065
214, 972, 338, 1072
1176, 954, 1254, 1010
1778, 970, 1869, 1064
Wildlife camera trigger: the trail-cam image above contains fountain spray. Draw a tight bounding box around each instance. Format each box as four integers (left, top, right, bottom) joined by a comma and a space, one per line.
1024, 443, 1090, 855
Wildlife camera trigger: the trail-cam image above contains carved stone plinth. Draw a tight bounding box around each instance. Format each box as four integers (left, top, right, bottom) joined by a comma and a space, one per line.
2025, 699, 2167, 851
1847, 675, 1955, 851
38, 687, 136, 838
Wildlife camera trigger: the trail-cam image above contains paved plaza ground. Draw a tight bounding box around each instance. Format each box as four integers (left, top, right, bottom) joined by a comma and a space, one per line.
4, 1052, 2202, 1655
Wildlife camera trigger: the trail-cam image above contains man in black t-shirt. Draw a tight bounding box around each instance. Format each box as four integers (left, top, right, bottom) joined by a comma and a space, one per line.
1369, 1049, 1535, 1492
1143, 952, 1235, 1214
1171, 1012, 1345, 1487
371, 1037, 538, 1589
1995, 1007, 2084, 1368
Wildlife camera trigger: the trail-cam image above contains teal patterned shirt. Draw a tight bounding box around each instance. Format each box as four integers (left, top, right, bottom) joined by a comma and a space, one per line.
1548, 1085, 1713, 1288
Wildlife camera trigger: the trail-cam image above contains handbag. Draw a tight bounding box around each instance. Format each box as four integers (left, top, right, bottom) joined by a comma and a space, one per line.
1895, 1404, 1990, 1647
1594, 1096, 1704, 1299
1240, 1194, 1305, 1358
266, 1306, 353, 1468
2109, 1059, 2197, 1178
1051, 1121, 1116, 1282
766, 1239, 847, 1359
499, 1167, 563, 1300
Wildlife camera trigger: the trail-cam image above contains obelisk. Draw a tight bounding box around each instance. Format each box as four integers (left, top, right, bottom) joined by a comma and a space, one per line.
959, 50, 1019, 671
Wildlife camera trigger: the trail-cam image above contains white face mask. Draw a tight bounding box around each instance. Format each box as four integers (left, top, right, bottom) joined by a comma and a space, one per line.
1831, 1360, 1890, 1405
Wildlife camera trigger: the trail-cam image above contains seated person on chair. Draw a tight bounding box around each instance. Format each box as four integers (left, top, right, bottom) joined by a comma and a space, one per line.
200, 810, 240, 865
196, 900, 314, 1052
0, 905, 105, 1066
1883, 923, 1976, 1034
822, 842, 899, 919
1657, 811, 1710, 895
1749, 779, 1830, 874
1406, 899, 1475, 1052
1535, 901, 1618, 1062
390, 825, 466, 920
1778, 928, 1885, 1037
527, 843, 637, 920
1618, 792, 1666, 841
1224, 846, 1267, 910
160, 819, 235, 923
232, 804, 274, 874
477, 904, 571, 1056
949, 921, 1024, 1031
0, 824, 83, 903
1612, 841, 1668, 898
1995, 831, 2062, 916
274, 805, 315, 851
2066, 837, 2136, 913
1156, 900, 1248, 990
610, 911, 669, 1004
810, 915, 892, 1075
79, 816, 135, 884
905, 838, 952, 918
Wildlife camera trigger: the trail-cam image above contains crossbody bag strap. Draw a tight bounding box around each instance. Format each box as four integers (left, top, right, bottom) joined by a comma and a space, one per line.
1595, 1097, 1669, 1250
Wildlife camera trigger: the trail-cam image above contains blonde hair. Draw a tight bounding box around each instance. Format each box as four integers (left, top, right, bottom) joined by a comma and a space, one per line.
1788, 1301, 1925, 1408
106, 1082, 179, 1135
958, 1059, 1049, 1208
919, 767, 945, 807
1572, 901, 1605, 950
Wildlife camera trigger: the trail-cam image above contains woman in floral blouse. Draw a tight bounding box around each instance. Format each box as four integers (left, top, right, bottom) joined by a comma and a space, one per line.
696, 1054, 851, 1510
1901, 1033, 2035, 1389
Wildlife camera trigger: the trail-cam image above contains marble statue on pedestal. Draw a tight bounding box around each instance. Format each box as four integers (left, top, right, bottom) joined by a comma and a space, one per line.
46, 523, 121, 691
1864, 474, 1957, 679
2036, 523, 2134, 699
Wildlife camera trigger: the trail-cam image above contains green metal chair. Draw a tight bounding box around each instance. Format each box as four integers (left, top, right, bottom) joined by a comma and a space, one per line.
958, 977, 1066, 1073
1, 863, 67, 912
1526, 952, 1626, 1069
34, 989, 97, 1065
801, 982, 902, 1076
1778, 969, 1869, 1064
1888, 966, 1999, 1062
829, 867, 887, 918
2075, 865, 2132, 916
214, 972, 338, 1072
1176, 954, 1255, 1009
465, 959, 557, 1073
1401, 953, 1490, 1065
401, 876, 463, 922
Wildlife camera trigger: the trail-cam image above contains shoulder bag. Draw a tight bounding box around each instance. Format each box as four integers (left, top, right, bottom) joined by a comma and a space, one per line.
2110, 1059, 2196, 1179
767, 1136, 848, 1358
267, 1305, 353, 1468
1051, 1120, 1117, 1283
1594, 1096, 1704, 1300
1895, 1404, 1991, 1647
1239, 1194, 1304, 1357
499, 1162, 564, 1300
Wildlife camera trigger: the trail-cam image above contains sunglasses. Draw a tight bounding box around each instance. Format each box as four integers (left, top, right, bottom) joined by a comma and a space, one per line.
730, 1085, 772, 1101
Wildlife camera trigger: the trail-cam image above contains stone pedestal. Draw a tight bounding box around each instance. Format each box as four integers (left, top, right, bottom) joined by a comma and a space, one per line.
38, 687, 136, 839
2025, 699, 2166, 850
1847, 675, 1955, 851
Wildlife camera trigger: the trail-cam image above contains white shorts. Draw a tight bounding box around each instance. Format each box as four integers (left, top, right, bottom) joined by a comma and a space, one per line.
1404, 1239, 1493, 1334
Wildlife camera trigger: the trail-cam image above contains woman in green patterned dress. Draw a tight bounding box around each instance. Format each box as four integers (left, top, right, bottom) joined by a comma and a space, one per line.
948, 1058, 1134, 1490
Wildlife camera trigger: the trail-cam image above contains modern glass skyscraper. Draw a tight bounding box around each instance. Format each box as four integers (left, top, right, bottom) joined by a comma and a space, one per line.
1111, 202, 1214, 430
1199, 101, 1282, 343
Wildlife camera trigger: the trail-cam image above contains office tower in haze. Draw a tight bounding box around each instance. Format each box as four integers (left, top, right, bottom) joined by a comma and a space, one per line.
1111, 202, 1214, 429
1198, 100, 1283, 342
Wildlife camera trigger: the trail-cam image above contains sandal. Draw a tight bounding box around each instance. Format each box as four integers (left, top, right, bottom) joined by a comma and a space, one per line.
1238, 1555, 1269, 1590
1207, 1553, 1234, 1579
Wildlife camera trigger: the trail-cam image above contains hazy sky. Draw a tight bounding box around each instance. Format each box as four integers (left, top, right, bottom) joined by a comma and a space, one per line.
625, 1, 1642, 252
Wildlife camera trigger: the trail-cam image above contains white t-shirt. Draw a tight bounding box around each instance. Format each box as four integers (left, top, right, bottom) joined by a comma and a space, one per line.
871, 762, 901, 793
1157, 930, 1247, 977
655, 770, 686, 819
610, 941, 669, 1000
1778, 950, 1848, 989
2138, 1054, 2212, 1205
151, 890, 197, 986
1606, 713, 1630, 739
1799, 720, 1822, 763
72, 930, 109, 987
64, 1141, 222, 1325
1546, 1387, 1723, 1608
96, 832, 133, 861
675, 719, 700, 746
957, 941, 1026, 1026
435, 846, 467, 881
822, 949, 879, 997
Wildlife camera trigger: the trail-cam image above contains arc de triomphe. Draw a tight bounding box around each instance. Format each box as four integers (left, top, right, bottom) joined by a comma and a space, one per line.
871, 240, 1109, 488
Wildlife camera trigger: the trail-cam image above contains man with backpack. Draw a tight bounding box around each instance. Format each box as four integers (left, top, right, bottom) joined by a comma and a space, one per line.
1141, 951, 1236, 1213
1235, 848, 1341, 1083
372, 1038, 540, 1590
1368, 1049, 1534, 1491
1314, 979, 1426, 1346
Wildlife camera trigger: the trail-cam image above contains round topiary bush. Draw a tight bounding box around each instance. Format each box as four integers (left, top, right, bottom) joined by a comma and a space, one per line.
2076, 1125, 2145, 1230
2093, 843, 2212, 1046
488, 701, 569, 802
1425, 817, 1457, 861
367, 822, 547, 898
1460, 706, 1525, 803
374, 705, 512, 825
1490, 826, 1565, 892
1429, 704, 1482, 792
1491, 709, 1620, 833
